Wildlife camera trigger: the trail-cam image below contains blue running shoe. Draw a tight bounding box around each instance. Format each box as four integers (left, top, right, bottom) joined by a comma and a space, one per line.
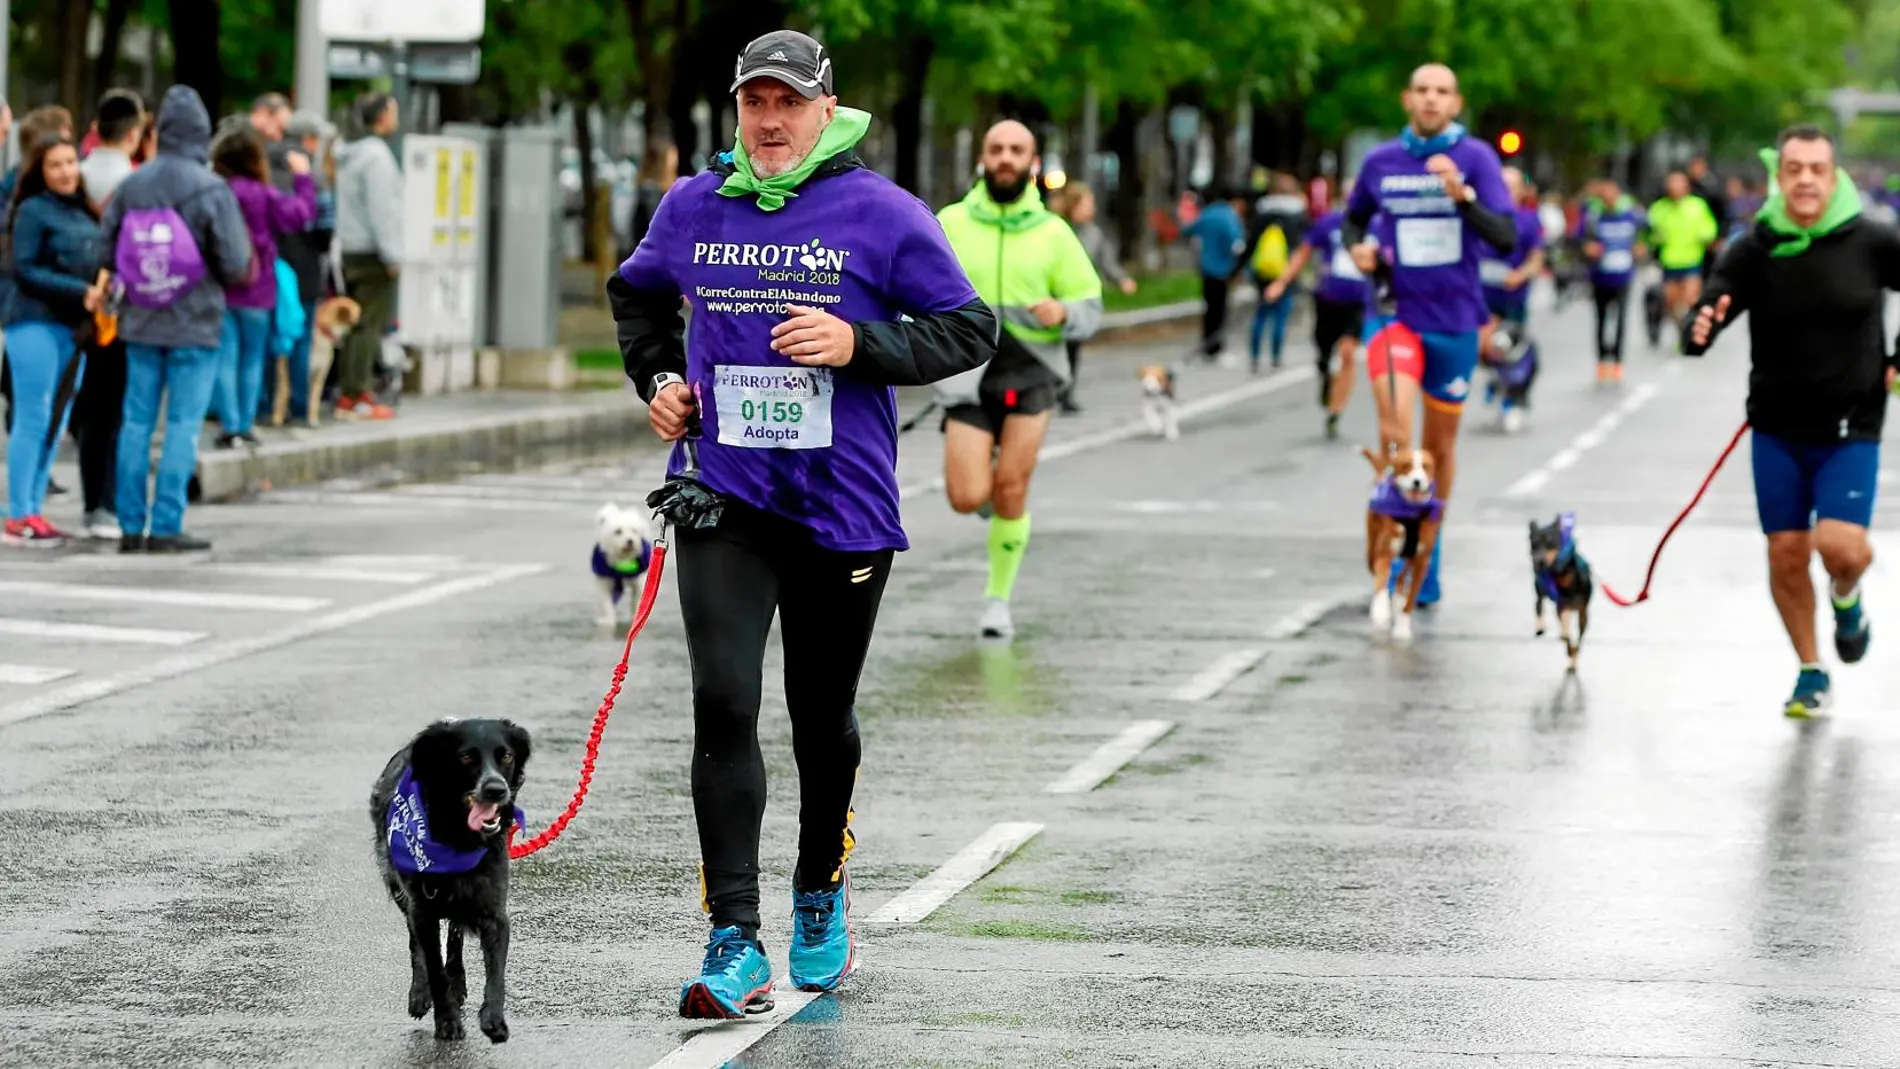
1785, 665, 1831, 719
1416, 539, 1442, 607
1833, 588, 1872, 665
789, 872, 855, 991
679, 926, 774, 1019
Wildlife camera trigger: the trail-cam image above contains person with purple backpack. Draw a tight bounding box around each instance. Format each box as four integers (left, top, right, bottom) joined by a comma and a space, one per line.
98, 85, 252, 553
206, 124, 314, 448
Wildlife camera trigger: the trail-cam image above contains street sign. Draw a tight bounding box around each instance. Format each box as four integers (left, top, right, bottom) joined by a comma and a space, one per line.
320, 0, 484, 43
326, 42, 482, 85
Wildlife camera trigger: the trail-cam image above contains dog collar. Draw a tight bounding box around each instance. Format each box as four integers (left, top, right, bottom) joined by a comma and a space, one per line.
1368, 475, 1443, 522
385, 766, 524, 875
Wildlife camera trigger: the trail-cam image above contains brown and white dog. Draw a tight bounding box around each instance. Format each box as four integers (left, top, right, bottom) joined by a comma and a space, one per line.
1137, 363, 1178, 440
1362, 445, 1443, 643
274, 296, 363, 426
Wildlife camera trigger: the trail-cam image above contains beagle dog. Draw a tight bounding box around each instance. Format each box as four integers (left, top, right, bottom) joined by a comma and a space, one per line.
1137, 363, 1178, 441
1362, 445, 1444, 643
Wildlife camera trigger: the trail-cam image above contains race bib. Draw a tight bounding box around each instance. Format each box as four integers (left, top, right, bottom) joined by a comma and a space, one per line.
1396, 217, 1461, 268
714, 364, 834, 449
1479, 258, 1511, 286
1601, 249, 1634, 273
1330, 244, 1365, 281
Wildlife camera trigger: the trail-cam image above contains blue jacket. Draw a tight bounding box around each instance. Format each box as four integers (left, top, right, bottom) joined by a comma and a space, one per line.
97, 85, 253, 350
1184, 201, 1248, 278
6, 190, 102, 327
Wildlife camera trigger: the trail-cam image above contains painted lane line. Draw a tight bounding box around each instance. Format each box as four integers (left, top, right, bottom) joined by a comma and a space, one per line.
0, 559, 434, 585
1505, 382, 1662, 498
0, 564, 547, 728
645, 991, 822, 1069
322, 554, 466, 568
864, 821, 1044, 924
1268, 597, 1342, 640
898, 366, 1318, 500
0, 580, 331, 613
1046, 719, 1176, 794
261, 490, 577, 513
1168, 648, 1266, 702
0, 664, 76, 685
0, 618, 207, 646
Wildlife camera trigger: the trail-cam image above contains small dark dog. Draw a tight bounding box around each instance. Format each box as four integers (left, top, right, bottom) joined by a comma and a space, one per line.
371, 718, 532, 1043
1530, 513, 1593, 671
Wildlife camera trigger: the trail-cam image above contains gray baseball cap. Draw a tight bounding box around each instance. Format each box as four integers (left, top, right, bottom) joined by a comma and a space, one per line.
728, 30, 834, 100
285, 110, 335, 140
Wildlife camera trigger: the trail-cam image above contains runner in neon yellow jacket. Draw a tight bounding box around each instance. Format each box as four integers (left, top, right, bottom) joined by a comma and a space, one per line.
1648, 170, 1721, 340
935, 119, 1103, 642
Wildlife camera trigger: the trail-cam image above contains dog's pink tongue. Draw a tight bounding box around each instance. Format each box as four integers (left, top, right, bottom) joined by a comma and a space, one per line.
467, 802, 500, 831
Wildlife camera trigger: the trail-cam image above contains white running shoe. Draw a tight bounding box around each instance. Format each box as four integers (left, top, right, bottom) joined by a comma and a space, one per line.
1501, 407, 1524, 434
979, 598, 1014, 640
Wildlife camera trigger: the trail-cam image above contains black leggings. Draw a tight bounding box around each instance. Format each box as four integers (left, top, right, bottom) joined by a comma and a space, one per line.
1201, 274, 1231, 355
73, 340, 126, 514
676, 502, 893, 935
1593, 284, 1628, 363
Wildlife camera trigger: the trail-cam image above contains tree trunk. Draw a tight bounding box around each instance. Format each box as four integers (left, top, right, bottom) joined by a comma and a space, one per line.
58, 0, 91, 116
1207, 108, 1232, 190
94, 0, 137, 100
891, 37, 934, 194
1107, 99, 1142, 262
168, 0, 225, 118
624, 0, 679, 166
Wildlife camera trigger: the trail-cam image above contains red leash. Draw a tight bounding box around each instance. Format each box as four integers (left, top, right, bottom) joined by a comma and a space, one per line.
1599, 422, 1749, 607
507, 532, 670, 861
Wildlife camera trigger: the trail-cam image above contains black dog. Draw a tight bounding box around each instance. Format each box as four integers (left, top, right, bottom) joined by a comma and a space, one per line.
1530, 513, 1593, 672
371, 718, 531, 1043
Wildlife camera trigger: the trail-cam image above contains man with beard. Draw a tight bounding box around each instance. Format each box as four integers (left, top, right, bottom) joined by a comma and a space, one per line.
936, 119, 1104, 640
610, 29, 996, 1015
1344, 62, 1516, 607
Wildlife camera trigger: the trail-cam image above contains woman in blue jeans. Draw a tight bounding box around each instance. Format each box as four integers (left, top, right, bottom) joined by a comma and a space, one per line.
208, 125, 315, 447
3, 133, 105, 547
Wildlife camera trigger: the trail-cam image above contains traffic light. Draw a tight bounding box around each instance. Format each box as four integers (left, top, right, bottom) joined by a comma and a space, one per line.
1499, 130, 1523, 156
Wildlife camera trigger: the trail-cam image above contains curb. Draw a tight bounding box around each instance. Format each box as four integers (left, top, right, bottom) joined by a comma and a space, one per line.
194, 394, 649, 502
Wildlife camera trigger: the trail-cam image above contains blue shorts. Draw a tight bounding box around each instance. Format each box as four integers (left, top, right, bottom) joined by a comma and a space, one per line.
1360, 313, 1481, 409
1661, 266, 1702, 282
1751, 431, 1879, 533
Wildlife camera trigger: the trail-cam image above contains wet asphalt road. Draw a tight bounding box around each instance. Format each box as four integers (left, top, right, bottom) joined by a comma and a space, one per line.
7, 285, 1900, 1067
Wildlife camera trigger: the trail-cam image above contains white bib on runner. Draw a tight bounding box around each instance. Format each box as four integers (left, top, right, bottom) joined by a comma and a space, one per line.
1479, 258, 1511, 285
1396, 216, 1462, 267
1330, 243, 1366, 280
1600, 249, 1634, 274
713, 364, 834, 449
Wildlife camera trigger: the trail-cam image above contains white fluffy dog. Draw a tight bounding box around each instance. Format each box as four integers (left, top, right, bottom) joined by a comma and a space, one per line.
591, 503, 656, 626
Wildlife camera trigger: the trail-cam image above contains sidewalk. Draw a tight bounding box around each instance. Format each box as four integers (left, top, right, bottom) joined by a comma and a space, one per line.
9, 294, 1290, 508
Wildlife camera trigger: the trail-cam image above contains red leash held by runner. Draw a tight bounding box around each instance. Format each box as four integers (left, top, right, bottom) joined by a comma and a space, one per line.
1599, 422, 1749, 607
506, 530, 670, 861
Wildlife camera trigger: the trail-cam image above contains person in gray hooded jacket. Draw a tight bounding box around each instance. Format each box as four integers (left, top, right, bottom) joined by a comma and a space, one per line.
99, 85, 252, 553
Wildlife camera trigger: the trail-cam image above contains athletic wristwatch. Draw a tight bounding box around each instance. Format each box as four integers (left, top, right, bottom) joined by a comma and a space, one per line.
651, 372, 686, 398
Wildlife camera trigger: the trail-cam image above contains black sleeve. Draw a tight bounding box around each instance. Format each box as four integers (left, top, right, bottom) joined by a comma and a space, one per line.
1680, 234, 1756, 357
1458, 198, 1516, 253
848, 298, 998, 387
606, 270, 686, 404
1341, 202, 1375, 247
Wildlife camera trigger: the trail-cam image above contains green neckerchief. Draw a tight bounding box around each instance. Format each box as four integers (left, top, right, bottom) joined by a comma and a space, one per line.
1757, 146, 1860, 258
716, 106, 872, 212
959, 179, 1054, 233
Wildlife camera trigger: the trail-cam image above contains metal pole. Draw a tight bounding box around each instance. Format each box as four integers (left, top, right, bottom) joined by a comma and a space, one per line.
1079, 82, 1098, 186
294, 0, 328, 115
390, 41, 409, 158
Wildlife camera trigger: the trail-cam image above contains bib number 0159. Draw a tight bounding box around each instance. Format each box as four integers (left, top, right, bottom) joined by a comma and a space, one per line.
740, 399, 804, 424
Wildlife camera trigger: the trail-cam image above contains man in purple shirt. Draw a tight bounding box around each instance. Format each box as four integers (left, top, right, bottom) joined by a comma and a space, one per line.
1265, 178, 1368, 438
1344, 62, 1517, 605
608, 29, 995, 1018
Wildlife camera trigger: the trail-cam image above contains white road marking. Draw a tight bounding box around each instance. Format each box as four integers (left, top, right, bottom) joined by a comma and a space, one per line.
645, 991, 822, 1069
1045, 720, 1176, 794
322, 554, 465, 569
0, 580, 330, 613
0, 564, 547, 728
1168, 647, 1266, 702
0, 664, 76, 685
864, 821, 1044, 924
1268, 597, 1343, 639
0, 618, 207, 646
898, 366, 1319, 500
260, 490, 575, 513
1505, 382, 1662, 498
0, 559, 435, 584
